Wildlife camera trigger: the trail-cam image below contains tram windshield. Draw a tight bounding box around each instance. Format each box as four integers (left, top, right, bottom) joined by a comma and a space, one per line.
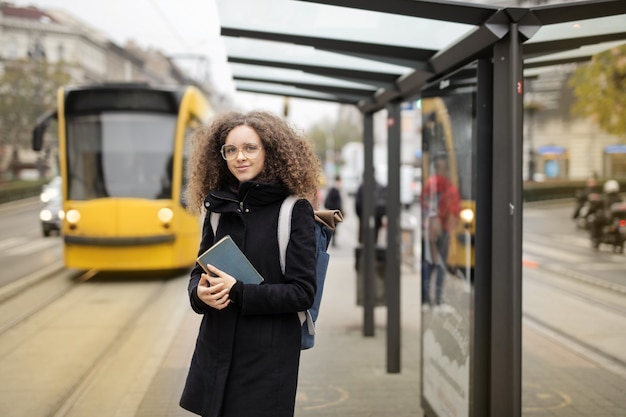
65, 112, 176, 200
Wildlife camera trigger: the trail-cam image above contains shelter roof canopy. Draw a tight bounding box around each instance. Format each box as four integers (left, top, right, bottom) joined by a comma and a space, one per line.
216, 0, 626, 111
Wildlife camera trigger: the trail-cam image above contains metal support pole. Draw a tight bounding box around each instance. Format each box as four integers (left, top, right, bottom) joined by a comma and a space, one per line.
491, 25, 523, 417
474, 57, 494, 416
362, 112, 376, 337
386, 101, 402, 373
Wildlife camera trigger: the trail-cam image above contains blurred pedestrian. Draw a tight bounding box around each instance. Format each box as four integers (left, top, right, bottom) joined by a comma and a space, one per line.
421, 154, 460, 309
180, 111, 320, 417
355, 171, 386, 245
324, 175, 343, 246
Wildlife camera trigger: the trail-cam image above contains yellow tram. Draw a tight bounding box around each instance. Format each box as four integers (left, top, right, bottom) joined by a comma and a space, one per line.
33, 83, 212, 271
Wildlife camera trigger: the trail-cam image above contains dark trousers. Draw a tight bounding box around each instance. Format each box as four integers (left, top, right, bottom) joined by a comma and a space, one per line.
422, 232, 449, 305
358, 215, 383, 245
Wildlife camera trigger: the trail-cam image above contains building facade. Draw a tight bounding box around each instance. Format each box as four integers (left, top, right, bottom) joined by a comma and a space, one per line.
0, 2, 196, 85
0, 2, 210, 178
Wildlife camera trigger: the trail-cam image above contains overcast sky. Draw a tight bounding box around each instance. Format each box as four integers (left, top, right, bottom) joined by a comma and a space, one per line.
15, 0, 339, 129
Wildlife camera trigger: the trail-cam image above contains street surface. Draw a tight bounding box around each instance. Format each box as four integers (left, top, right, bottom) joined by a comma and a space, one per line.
0, 197, 624, 417
0, 198, 63, 287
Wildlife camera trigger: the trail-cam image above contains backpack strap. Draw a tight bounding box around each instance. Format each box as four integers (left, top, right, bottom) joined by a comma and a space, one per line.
277, 196, 298, 274
277, 196, 313, 330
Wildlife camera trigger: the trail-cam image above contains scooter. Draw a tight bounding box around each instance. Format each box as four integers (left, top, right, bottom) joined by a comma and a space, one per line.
589, 202, 626, 253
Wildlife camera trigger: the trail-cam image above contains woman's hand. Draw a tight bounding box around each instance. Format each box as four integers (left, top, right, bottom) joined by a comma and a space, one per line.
196, 264, 237, 310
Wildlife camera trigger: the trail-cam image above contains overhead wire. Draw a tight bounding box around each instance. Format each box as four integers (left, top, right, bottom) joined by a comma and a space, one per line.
147, 0, 189, 51
146, 0, 210, 82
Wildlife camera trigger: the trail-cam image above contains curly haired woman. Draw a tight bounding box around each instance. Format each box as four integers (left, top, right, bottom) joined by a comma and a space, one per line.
180, 111, 321, 417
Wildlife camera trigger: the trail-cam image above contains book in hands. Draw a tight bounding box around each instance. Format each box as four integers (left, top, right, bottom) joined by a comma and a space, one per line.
196, 235, 264, 285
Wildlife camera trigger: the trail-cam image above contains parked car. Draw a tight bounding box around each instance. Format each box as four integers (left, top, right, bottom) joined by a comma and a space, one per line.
39, 176, 63, 236
40, 176, 61, 203
40, 195, 64, 237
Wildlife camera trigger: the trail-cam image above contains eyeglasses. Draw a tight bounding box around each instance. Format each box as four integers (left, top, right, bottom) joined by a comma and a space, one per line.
220, 143, 263, 161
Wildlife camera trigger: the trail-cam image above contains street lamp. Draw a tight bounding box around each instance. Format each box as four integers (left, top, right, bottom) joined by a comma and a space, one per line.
29, 37, 47, 178
325, 132, 335, 181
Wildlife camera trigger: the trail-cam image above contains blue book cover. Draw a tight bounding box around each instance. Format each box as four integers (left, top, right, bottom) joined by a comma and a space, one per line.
196, 235, 264, 285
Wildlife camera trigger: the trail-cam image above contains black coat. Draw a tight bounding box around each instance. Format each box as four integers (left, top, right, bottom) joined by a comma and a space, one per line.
324, 186, 342, 211
180, 181, 317, 417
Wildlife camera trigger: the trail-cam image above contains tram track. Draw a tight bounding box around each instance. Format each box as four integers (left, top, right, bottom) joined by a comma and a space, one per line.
522, 202, 626, 378
0, 265, 191, 417
541, 262, 626, 297
0, 260, 64, 303
528, 264, 626, 315
0, 263, 77, 336
48, 277, 173, 417
0, 262, 129, 337
523, 314, 626, 380
523, 266, 626, 379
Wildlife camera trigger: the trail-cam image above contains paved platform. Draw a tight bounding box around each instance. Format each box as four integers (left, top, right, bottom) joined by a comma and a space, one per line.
135, 211, 626, 417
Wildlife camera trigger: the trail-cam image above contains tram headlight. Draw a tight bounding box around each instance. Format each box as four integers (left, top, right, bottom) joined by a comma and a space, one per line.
158, 208, 174, 225
66, 209, 81, 224
460, 208, 474, 225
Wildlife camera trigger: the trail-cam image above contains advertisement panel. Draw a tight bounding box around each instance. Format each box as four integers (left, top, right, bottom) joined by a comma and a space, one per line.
420, 61, 483, 417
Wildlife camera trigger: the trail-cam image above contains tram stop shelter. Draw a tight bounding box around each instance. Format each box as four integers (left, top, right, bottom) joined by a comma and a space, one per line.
215, 1, 626, 416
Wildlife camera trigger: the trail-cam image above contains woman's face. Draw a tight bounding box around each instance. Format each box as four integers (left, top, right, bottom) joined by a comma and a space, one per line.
223, 125, 266, 183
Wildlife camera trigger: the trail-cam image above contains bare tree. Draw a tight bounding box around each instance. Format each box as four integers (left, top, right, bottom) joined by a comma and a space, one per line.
0, 58, 71, 176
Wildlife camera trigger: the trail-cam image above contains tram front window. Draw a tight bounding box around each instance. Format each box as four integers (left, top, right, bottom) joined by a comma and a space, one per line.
66, 113, 176, 200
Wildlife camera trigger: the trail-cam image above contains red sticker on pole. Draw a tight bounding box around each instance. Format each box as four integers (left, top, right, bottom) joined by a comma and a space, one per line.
517, 81, 523, 94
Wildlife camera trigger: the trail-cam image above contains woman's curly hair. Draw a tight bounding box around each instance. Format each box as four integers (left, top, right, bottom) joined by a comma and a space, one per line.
185, 111, 322, 214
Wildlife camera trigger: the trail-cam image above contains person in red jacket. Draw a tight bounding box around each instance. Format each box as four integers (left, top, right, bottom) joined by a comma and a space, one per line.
421, 154, 461, 309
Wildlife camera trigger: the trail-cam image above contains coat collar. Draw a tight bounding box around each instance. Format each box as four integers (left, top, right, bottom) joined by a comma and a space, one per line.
204, 181, 290, 213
